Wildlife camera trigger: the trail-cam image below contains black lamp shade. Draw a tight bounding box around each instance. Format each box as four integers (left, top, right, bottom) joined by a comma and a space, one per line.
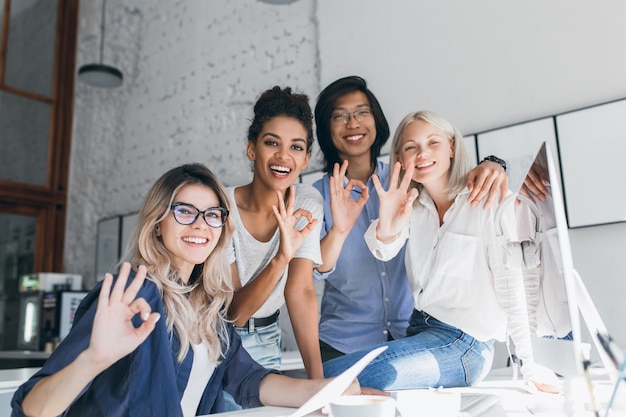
78, 63, 123, 88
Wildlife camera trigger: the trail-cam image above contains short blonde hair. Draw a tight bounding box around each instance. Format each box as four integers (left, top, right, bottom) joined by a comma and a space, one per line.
390, 110, 472, 199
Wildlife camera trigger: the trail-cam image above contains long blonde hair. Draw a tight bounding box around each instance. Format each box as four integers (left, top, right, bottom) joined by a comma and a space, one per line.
122, 163, 234, 363
390, 110, 472, 199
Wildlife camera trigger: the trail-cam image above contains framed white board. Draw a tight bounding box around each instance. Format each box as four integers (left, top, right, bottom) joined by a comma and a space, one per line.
556, 99, 626, 228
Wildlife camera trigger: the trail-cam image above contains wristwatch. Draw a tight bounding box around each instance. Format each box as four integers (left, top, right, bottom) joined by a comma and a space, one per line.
480, 155, 507, 172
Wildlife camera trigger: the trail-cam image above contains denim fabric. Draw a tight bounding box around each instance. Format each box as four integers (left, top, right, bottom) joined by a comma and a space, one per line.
322, 310, 495, 390
223, 321, 282, 412
235, 321, 282, 371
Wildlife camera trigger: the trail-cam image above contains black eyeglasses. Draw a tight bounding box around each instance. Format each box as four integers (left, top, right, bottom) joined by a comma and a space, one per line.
330, 108, 373, 125
170, 203, 229, 228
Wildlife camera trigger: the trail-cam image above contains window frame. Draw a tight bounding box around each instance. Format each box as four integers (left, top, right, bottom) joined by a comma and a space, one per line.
0, 0, 79, 272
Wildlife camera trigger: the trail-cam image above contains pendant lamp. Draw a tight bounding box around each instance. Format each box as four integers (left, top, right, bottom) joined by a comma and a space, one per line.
77, 0, 123, 88
257, 0, 299, 4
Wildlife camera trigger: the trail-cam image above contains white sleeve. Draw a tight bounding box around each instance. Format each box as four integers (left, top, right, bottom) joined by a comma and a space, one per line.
294, 184, 324, 266
364, 218, 409, 261
226, 237, 236, 265
490, 199, 535, 367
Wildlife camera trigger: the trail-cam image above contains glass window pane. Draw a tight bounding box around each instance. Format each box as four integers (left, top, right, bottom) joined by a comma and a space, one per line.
0, 91, 50, 186
0, 212, 36, 294
0, 212, 37, 350
5, 0, 58, 97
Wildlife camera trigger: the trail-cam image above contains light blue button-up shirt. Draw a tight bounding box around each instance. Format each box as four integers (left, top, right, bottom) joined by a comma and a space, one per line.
313, 160, 414, 355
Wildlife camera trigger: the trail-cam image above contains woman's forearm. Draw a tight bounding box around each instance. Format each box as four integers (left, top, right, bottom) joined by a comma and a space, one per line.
22, 349, 107, 417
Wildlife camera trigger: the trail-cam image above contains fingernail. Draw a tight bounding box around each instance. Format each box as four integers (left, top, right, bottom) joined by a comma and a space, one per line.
143, 312, 150, 321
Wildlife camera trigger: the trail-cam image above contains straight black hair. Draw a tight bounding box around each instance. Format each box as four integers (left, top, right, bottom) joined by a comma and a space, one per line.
314, 76, 390, 173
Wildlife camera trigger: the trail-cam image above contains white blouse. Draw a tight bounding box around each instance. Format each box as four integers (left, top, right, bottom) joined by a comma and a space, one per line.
364, 188, 533, 363
180, 342, 216, 417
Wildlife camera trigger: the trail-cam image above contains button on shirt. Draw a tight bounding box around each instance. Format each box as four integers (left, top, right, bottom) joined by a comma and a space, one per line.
313, 161, 414, 355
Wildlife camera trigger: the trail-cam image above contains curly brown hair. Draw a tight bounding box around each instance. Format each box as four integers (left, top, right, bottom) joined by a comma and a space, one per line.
247, 86, 314, 153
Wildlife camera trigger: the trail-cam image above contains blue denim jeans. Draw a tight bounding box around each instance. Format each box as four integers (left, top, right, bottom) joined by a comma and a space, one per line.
323, 310, 495, 390
236, 321, 282, 370
223, 321, 282, 411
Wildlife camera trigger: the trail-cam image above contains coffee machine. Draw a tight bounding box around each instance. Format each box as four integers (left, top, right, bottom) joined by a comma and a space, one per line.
17, 273, 85, 351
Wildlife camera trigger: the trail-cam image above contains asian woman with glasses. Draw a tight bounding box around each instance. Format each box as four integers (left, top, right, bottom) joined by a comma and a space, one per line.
12, 163, 358, 417
225, 87, 324, 384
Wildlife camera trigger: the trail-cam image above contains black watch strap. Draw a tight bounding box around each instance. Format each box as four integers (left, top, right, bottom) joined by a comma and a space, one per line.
480, 155, 507, 172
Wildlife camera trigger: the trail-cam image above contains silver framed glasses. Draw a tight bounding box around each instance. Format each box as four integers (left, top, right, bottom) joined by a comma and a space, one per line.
170, 203, 229, 228
330, 107, 373, 125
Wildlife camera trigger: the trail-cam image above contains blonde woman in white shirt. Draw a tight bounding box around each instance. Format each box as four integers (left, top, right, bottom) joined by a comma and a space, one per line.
323, 110, 559, 393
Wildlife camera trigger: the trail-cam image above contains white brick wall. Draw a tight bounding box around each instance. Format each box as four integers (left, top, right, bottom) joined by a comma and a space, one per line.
67, 0, 322, 287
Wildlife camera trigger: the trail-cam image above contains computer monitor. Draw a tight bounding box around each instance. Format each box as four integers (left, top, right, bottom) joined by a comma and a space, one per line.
510, 142, 623, 381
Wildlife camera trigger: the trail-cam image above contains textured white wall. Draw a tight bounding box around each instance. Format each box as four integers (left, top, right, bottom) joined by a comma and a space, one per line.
67, 0, 321, 288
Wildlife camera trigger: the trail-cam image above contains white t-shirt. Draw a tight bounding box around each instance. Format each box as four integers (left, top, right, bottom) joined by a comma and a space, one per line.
226, 183, 323, 318
180, 342, 216, 417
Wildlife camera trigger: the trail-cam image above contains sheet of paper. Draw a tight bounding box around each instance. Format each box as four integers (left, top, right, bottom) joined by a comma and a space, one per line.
289, 345, 388, 417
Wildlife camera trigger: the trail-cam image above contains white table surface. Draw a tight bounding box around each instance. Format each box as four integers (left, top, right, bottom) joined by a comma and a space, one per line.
0, 367, 40, 416
3, 366, 624, 416
206, 368, 626, 417
0, 367, 39, 390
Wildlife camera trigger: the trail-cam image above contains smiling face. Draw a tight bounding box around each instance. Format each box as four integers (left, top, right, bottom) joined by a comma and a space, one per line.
158, 183, 223, 281
396, 119, 455, 191
247, 115, 311, 190
329, 90, 377, 164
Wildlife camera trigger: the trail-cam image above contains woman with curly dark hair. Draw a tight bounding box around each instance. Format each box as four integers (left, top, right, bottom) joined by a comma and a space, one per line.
226, 86, 324, 385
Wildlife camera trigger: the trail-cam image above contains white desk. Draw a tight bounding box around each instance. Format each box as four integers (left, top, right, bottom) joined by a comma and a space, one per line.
3, 366, 624, 416
0, 367, 39, 391
208, 368, 626, 417
0, 367, 40, 415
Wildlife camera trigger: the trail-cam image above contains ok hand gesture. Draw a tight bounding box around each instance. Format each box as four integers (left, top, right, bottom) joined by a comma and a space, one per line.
372, 160, 419, 243
88, 262, 160, 371
272, 185, 317, 262
329, 160, 369, 235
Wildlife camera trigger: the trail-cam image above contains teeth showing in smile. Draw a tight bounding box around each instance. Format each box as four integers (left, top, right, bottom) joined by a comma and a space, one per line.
417, 161, 435, 168
270, 165, 291, 174
345, 135, 363, 142
182, 237, 207, 244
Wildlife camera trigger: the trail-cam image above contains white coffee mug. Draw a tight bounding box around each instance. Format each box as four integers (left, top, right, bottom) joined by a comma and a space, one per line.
328, 395, 396, 417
